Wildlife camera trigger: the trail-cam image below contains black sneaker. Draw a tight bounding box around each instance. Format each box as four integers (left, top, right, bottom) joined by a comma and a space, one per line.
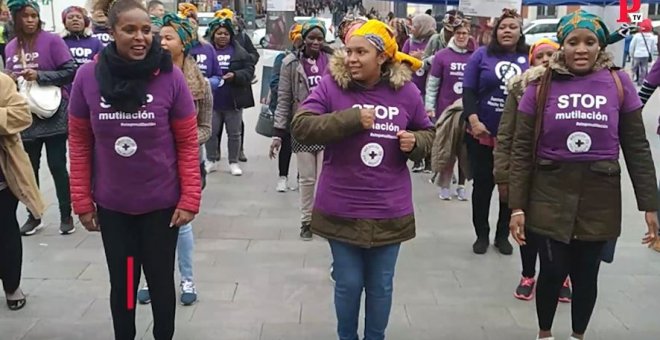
411, 161, 424, 173
494, 238, 513, 255
239, 150, 248, 162
59, 216, 76, 235
472, 238, 489, 254
20, 217, 43, 236
300, 223, 313, 241
514, 276, 536, 301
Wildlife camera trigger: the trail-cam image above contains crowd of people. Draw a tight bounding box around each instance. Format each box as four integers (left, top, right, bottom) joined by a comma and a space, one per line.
1, 1, 660, 340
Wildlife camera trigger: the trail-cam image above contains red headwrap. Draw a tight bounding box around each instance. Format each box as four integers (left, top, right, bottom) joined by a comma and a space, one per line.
62, 6, 90, 28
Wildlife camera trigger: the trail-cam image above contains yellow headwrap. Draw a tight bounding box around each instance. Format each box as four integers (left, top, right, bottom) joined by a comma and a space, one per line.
349, 20, 422, 71
178, 3, 197, 20
214, 8, 234, 19
289, 23, 302, 43
528, 38, 559, 64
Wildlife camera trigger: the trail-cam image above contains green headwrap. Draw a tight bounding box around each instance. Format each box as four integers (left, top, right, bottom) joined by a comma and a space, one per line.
150, 15, 163, 28
206, 17, 234, 39
557, 10, 610, 47
161, 12, 198, 53
7, 0, 40, 14
301, 17, 326, 39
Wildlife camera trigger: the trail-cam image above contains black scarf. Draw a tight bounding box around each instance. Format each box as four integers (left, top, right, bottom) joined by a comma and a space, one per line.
95, 36, 172, 113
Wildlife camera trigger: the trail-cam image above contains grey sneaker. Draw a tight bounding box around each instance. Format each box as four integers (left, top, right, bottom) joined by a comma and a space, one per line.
20, 217, 43, 236
300, 223, 313, 241
180, 280, 198, 306
59, 216, 75, 235
137, 285, 151, 304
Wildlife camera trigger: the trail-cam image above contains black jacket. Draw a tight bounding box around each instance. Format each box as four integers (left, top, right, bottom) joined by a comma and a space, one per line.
235, 30, 259, 66
226, 40, 255, 110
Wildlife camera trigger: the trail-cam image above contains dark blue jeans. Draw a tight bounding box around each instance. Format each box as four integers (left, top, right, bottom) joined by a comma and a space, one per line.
328, 239, 401, 340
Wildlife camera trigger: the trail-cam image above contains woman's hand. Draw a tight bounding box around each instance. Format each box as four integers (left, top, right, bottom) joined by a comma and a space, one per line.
170, 209, 195, 228
222, 72, 235, 81
426, 110, 435, 118
360, 108, 375, 129
80, 211, 100, 232
643, 211, 659, 246
21, 69, 38, 81
509, 209, 526, 246
470, 120, 490, 138
396, 130, 416, 152
269, 137, 282, 159
410, 49, 423, 59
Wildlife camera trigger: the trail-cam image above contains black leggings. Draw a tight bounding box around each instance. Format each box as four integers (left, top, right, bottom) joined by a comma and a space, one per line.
0, 189, 21, 294
534, 231, 605, 335
520, 236, 538, 278
279, 133, 293, 177
465, 134, 509, 240
97, 206, 179, 340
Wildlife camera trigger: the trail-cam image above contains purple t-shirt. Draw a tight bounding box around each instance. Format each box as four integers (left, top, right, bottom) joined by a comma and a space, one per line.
646, 60, 660, 86
92, 26, 113, 46
518, 69, 642, 161
402, 38, 429, 95
190, 42, 221, 78
213, 44, 234, 110
68, 62, 196, 215
430, 47, 471, 116
5, 31, 73, 75
301, 52, 328, 89
463, 46, 528, 135
64, 36, 104, 67
300, 75, 434, 219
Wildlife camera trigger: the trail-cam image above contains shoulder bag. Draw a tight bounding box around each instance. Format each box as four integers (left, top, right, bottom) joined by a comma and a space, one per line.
17, 48, 62, 119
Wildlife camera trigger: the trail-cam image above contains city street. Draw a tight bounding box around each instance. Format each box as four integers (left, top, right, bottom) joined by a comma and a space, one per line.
1, 60, 660, 340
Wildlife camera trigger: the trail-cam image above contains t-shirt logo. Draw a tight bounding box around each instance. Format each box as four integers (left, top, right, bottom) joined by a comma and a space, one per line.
12, 51, 39, 65
566, 131, 592, 153
415, 68, 425, 76
360, 142, 384, 167
307, 75, 321, 87
115, 136, 137, 157
100, 94, 154, 109
453, 81, 463, 95
496, 61, 522, 95
217, 54, 230, 69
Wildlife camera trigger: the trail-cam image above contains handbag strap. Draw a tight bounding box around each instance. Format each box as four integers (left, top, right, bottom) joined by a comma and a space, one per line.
19, 47, 28, 70
609, 69, 624, 106
640, 33, 652, 58
532, 68, 553, 163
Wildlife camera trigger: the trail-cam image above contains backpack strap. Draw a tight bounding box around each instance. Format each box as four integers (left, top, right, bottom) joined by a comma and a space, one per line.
609, 69, 624, 106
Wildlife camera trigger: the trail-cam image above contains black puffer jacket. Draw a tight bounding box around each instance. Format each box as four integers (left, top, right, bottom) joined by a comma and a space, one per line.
224, 40, 255, 110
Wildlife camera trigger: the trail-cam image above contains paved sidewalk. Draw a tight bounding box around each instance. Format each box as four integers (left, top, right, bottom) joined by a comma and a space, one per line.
2, 83, 660, 340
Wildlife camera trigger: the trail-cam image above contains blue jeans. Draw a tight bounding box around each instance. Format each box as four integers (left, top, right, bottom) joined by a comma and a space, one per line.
177, 223, 194, 282
328, 240, 401, 340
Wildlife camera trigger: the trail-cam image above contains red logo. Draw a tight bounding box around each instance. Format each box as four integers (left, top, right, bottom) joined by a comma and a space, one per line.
618, 0, 643, 23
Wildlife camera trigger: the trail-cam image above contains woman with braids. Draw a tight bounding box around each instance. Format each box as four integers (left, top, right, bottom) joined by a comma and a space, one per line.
509, 10, 657, 339
273, 18, 333, 241
135, 12, 212, 307
4, 0, 76, 236
68, 1, 201, 339
291, 20, 433, 340
462, 8, 528, 255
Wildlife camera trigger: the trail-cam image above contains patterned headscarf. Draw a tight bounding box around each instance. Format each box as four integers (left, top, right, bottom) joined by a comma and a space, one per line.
206, 17, 234, 39
301, 17, 326, 39
350, 19, 423, 71
214, 8, 234, 20
529, 38, 559, 64
162, 13, 198, 53
178, 2, 198, 21
62, 6, 90, 27
442, 10, 465, 32
557, 10, 609, 47
150, 15, 163, 28
288, 23, 302, 42
7, 0, 39, 15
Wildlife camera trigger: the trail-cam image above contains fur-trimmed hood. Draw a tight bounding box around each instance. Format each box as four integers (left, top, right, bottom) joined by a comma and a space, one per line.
61, 27, 94, 39
328, 49, 413, 90
548, 50, 615, 75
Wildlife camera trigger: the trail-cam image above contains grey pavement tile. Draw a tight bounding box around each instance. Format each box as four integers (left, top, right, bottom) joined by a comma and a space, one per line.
193, 239, 250, 252
20, 319, 118, 340
30, 247, 106, 263
28, 279, 109, 300
21, 261, 90, 280
0, 318, 39, 340
192, 281, 237, 302
198, 225, 281, 240
190, 301, 301, 324
0, 295, 93, 319
405, 304, 518, 330
157, 321, 262, 340
260, 322, 336, 340
77, 263, 109, 281
300, 300, 409, 327
233, 281, 333, 304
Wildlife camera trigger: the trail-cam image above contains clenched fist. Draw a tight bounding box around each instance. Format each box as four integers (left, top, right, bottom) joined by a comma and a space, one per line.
396, 130, 416, 152
360, 108, 375, 129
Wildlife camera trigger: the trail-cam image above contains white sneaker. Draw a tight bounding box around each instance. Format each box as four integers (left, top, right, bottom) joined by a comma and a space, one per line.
276, 177, 288, 192
205, 161, 219, 173
439, 188, 451, 200
456, 185, 468, 201
229, 163, 243, 176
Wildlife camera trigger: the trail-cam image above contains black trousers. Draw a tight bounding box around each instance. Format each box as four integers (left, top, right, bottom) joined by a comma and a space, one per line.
465, 134, 509, 240
279, 133, 293, 177
0, 189, 21, 293
520, 236, 538, 278
534, 231, 605, 335
23, 134, 71, 219
97, 206, 179, 340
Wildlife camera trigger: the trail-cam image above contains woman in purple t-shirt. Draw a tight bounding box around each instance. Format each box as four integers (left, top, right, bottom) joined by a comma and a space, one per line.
68, 1, 201, 338
508, 10, 658, 340
462, 9, 529, 256
425, 19, 472, 201
272, 18, 333, 241
4, 0, 76, 236
292, 20, 434, 340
